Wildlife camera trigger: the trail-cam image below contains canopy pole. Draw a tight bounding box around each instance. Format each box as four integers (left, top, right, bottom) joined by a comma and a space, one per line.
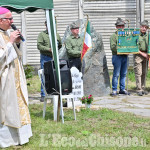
46, 9, 64, 124
136, 0, 140, 27
140, 0, 144, 22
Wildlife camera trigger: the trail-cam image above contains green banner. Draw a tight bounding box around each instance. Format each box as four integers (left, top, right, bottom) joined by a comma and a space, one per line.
117, 28, 140, 54
148, 32, 150, 55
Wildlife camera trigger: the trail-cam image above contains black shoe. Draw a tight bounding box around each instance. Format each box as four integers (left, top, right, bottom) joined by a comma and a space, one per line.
119, 90, 130, 95
137, 92, 143, 96
63, 102, 67, 107
142, 91, 148, 95
111, 91, 117, 97
40, 96, 45, 102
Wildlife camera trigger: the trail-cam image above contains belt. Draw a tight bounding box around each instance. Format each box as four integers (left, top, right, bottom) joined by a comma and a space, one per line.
69, 57, 80, 59
41, 53, 52, 57
140, 50, 147, 53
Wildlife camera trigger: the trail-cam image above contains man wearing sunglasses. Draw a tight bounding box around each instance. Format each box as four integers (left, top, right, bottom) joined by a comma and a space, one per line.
0, 7, 32, 148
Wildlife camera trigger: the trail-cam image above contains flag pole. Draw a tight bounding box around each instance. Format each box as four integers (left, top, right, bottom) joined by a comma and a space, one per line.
55, 16, 58, 33
81, 15, 92, 74
125, 19, 130, 95
81, 14, 89, 61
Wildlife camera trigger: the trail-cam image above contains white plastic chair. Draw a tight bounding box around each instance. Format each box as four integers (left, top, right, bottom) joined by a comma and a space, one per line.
38, 69, 76, 121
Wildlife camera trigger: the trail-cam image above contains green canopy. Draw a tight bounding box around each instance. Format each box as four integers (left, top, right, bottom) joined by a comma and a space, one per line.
0, 0, 53, 13
0, 0, 64, 123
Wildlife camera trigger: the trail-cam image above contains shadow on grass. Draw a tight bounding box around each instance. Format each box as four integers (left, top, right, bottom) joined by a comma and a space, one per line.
30, 104, 77, 123
29, 104, 54, 121
31, 111, 54, 121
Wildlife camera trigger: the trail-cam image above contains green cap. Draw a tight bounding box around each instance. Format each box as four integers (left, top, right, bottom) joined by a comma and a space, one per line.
115, 17, 125, 26
140, 20, 149, 28
70, 22, 79, 29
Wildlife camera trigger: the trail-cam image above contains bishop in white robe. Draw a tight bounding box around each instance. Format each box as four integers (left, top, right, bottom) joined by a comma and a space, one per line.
0, 7, 32, 148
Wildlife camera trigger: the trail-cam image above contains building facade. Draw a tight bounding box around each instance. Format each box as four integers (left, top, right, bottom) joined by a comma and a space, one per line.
12, 0, 150, 69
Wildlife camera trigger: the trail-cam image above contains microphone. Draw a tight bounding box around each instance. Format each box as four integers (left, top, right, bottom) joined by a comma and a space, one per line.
11, 24, 25, 42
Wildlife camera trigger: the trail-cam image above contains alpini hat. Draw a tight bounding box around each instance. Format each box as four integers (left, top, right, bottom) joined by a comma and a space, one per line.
115, 17, 125, 26
70, 22, 79, 29
140, 20, 149, 28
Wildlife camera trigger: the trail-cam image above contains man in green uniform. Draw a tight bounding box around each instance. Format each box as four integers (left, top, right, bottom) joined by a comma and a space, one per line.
37, 21, 62, 102
134, 20, 149, 96
110, 18, 129, 96
65, 22, 83, 72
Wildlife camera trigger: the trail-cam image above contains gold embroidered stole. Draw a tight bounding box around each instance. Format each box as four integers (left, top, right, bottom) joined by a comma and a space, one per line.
0, 31, 31, 125
14, 59, 31, 125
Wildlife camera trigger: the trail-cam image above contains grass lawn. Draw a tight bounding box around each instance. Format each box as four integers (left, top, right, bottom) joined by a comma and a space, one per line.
26, 69, 150, 95
109, 69, 150, 92
26, 75, 41, 94
6, 104, 150, 150
5, 69, 150, 149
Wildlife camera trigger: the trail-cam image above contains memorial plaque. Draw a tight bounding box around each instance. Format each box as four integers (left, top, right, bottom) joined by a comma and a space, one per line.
67, 67, 83, 108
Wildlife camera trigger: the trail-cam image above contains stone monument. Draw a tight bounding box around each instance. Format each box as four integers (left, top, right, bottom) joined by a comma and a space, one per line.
59, 19, 110, 96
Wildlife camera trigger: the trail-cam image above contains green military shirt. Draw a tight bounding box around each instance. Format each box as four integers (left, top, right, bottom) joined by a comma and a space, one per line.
65, 34, 83, 58
139, 32, 148, 52
37, 30, 62, 57
110, 32, 117, 55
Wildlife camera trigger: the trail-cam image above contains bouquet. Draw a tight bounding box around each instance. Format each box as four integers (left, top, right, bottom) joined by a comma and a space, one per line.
80, 95, 93, 104
80, 96, 87, 104
86, 94, 93, 104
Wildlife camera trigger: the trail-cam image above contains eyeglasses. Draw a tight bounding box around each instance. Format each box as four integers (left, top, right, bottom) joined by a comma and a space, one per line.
1, 17, 13, 21
141, 26, 148, 29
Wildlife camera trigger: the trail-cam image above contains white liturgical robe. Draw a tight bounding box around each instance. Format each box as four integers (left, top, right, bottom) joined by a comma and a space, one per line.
0, 29, 32, 148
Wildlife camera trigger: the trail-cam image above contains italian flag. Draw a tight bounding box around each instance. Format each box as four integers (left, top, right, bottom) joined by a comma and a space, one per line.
81, 20, 92, 61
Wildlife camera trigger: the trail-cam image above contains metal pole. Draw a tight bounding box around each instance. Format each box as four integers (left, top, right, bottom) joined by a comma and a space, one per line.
79, 0, 84, 19
126, 56, 129, 93
125, 19, 130, 95
136, 0, 140, 28
141, 0, 148, 93
140, 0, 145, 22
144, 59, 148, 91
144, 30, 149, 92
46, 10, 64, 124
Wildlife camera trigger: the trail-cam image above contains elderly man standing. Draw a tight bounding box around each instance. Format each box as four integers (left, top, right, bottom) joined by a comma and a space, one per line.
65, 22, 83, 72
134, 20, 149, 96
110, 18, 130, 96
37, 21, 62, 102
0, 7, 32, 148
